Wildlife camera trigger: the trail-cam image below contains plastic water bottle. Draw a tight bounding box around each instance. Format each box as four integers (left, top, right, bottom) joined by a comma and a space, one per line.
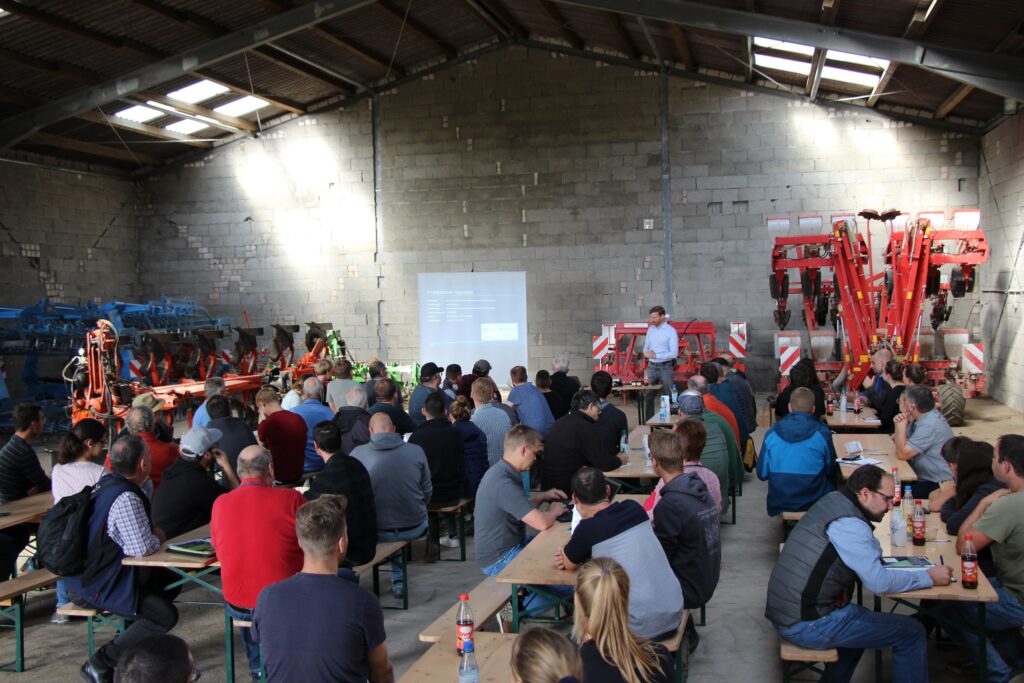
456, 593, 474, 655
670, 383, 678, 410
903, 486, 914, 528
892, 469, 902, 507
890, 507, 907, 546
642, 434, 651, 465
839, 391, 848, 414
658, 396, 668, 423
619, 429, 628, 454
458, 639, 479, 682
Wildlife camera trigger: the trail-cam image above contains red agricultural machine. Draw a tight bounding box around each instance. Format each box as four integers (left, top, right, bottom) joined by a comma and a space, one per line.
769, 209, 988, 424
592, 321, 747, 385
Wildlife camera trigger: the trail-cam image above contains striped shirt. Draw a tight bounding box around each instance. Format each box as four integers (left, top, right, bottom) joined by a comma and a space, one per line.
0, 435, 51, 504
471, 405, 513, 467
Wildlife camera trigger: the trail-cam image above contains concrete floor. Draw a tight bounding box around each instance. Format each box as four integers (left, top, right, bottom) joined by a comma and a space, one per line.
6, 396, 1024, 681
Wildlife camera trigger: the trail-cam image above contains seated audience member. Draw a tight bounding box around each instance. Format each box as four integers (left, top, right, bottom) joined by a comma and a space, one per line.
366, 360, 401, 409
152, 426, 238, 542
714, 357, 757, 436
118, 404, 180, 492
205, 395, 256, 473
509, 365, 555, 437
326, 359, 360, 412
253, 495, 394, 683
211, 446, 305, 680
409, 393, 466, 553
574, 558, 676, 683
649, 431, 721, 614
333, 386, 372, 456
457, 359, 492, 399
875, 360, 908, 434
677, 393, 732, 514
511, 628, 582, 683
550, 356, 581, 418
114, 635, 196, 683
307, 421, 378, 569
589, 371, 629, 458
689, 375, 741, 447
0, 403, 52, 507
408, 362, 452, 428
938, 435, 1024, 681
367, 377, 416, 435
859, 348, 894, 409
449, 396, 490, 498
936, 438, 1004, 577
642, 421, 725, 521
470, 378, 513, 467
757, 387, 836, 517
700, 361, 749, 448
540, 389, 626, 497
351, 414, 432, 599
774, 359, 826, 420
192, 377, 226, 428
904, 363, 927, 386
475, 426, 567, 576
928, 435, 973, 510
536, 370, 568, 421
314, 360, 334, 407
555, 468, 683, 640
280, 382, 302, 410
442, 364, 461, 401
254, 386, 305, 484
894, 384, 955, 498
67, 435, 179, 682
51, 418, 108, 623
289, 376, 335, 473
766, 465, 951, 683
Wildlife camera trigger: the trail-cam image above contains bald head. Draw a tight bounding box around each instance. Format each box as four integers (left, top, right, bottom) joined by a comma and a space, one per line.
368, 413, 395, 434
687, 375, 709, 394
302, 376, 323, 401
237, 445, 273, 480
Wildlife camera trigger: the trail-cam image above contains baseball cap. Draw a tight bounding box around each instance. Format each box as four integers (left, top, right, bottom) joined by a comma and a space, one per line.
472, 359, 492, 374
131, 393, 166, 412
678, 392, 706, 416
419, 362, 442, 381
179, 426, 223, 459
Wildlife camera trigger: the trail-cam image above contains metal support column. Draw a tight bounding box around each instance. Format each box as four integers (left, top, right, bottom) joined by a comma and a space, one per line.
372, 94, 388, 362
659, 71, 674, 315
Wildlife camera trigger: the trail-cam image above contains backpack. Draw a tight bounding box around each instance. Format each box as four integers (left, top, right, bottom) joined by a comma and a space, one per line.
37, 484, 100, 576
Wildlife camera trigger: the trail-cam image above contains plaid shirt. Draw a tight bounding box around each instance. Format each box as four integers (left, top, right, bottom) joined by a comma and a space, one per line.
106, 491, 161, 557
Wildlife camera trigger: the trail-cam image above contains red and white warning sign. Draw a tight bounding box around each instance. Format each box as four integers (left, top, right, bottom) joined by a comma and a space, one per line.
780, 345, 800, 376
961, 343, 984, 375
729, 322, 747, 358
219, 351, 232, 366
592, 324, 616, 360
127, 359, 144, 379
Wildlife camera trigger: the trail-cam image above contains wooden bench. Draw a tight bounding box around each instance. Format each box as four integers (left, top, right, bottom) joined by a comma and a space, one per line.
223, 613, 266, 681
780, 639, 838, 682
658, 609, 691, 683
354, 540, 413, 611
56, 603, 125, 658
418, 576, 510, 643
427, 497, 473, 562
0, 568, 57, 672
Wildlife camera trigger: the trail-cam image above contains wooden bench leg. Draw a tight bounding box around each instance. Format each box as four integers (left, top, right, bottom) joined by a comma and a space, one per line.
697, 606, 706, 627
731, 491, 737, 525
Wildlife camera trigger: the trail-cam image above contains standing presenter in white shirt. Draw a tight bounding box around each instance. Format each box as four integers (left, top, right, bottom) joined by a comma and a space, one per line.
643, 306, 679, 420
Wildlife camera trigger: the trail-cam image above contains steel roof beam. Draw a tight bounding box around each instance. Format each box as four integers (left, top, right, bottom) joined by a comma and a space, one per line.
555, 0, 1024, 102
26, 132, 162, 166
0, 0, 374, 148
376, 1, 458, 60
536, 0, 584, 50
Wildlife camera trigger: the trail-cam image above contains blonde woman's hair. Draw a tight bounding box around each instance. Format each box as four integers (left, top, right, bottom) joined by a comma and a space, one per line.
573, 557, 662, 683
449, 395, 473, 422
510, 628, 582, 683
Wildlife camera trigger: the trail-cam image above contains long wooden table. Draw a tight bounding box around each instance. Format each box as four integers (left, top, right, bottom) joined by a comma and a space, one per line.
825, 405, 880, 430
0, 493, 52, 530
399, 632, 517, 682
833, 433, 916, 482
873, 511, 997, 680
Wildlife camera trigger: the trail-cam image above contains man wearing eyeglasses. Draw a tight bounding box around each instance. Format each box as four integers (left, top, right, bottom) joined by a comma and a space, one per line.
766, 464, 953, 683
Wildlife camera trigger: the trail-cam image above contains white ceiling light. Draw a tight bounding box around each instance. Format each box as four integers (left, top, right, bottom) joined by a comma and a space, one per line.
215, 96, 270, 117
166, 120, 210, 135
821, 65, 882, 88
827, 50, 890, 70
114, 105, 163, 123
166, 80, 229, 104
753, 36, 815, 56
753, 53, 812, 76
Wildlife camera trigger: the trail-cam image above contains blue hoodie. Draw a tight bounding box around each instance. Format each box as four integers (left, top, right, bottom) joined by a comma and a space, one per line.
757, 412, 836, 516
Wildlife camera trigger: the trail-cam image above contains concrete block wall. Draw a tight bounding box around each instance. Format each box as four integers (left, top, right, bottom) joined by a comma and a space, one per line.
980, 110, 1024, 411
138, 47, 985, 390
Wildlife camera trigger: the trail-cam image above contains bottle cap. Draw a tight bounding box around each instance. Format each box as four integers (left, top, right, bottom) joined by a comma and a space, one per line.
915, 499, 921, 504
964, 534, 973, 540
460, 593, 469, 601
463, 640, 475, 653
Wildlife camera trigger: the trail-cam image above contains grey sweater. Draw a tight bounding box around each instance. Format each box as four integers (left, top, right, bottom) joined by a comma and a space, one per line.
351, 433, 433, 530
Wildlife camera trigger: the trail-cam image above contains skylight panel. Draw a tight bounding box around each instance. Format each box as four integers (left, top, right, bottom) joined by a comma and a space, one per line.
827, 50, 889, 70
165, 120, 210, 135
114, 105, 163, 124
821, 65, 881, 88
214, 96, 270, 117
166, 80, 229, 104
753, 54, 812, 77
753, 37, 815, 56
